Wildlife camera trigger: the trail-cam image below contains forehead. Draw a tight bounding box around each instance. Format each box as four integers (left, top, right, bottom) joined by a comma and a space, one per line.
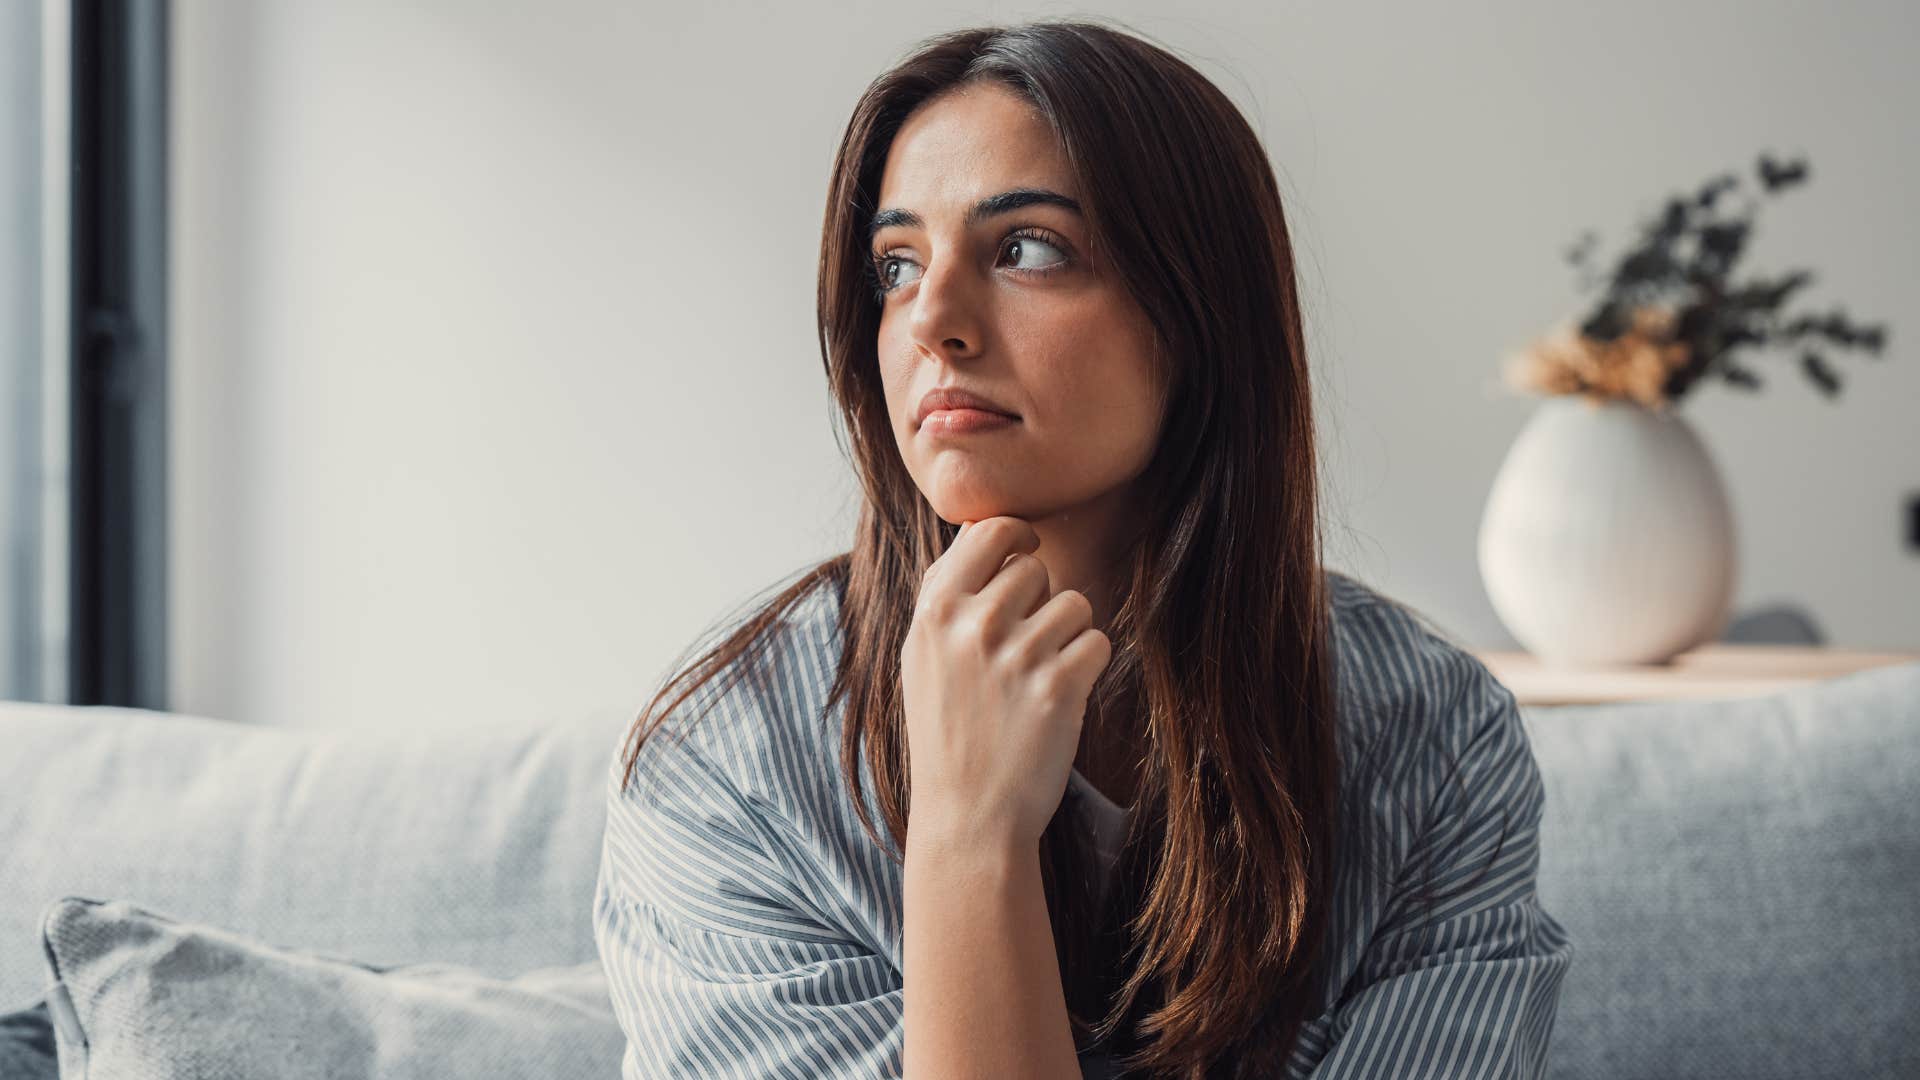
876, 83, 1075, 207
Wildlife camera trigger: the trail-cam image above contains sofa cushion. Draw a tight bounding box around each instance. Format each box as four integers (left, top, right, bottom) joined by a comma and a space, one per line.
1520, 660, 1920, 1080
37, 896, 623, 1079
0, 701, 630, 1007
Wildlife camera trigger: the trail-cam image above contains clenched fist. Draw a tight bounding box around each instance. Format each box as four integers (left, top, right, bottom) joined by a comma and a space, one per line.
902, 516, 1114, 852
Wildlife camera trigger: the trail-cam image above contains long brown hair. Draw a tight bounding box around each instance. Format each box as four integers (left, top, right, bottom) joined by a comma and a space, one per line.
619, 18, 1506, 1078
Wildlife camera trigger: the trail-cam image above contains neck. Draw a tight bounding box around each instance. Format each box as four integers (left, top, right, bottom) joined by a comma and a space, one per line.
1019, 478, 1143, 635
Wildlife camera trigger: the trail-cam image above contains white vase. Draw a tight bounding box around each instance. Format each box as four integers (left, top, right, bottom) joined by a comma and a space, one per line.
1477, 396, 1737, 666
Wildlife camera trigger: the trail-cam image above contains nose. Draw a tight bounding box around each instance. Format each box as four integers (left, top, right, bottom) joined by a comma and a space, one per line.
906, 249, 983, 361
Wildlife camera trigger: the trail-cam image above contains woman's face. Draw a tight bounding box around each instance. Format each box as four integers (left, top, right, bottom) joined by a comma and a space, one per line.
870, 81, 1166, 530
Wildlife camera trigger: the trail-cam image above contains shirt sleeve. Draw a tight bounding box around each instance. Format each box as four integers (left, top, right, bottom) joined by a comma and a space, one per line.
592, 720, 905, 1080
1304, 656, 1576, 1079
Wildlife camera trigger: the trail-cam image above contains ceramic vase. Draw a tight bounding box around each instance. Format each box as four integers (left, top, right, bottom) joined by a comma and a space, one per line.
1477, 396, 1737, 666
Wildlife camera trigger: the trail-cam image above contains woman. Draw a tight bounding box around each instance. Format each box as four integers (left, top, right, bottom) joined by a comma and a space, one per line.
593, 18, 1573, 1080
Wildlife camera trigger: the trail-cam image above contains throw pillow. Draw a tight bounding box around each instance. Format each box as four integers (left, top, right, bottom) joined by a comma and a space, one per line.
0, 996, 56, 1080
39, 896, 625, 1079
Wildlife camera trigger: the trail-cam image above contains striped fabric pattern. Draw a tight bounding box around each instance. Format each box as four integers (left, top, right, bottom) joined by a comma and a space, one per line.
593, 571, 1575, 1078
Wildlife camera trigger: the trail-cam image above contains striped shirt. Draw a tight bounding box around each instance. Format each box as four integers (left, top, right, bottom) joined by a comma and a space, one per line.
593, 569, 1575, 1078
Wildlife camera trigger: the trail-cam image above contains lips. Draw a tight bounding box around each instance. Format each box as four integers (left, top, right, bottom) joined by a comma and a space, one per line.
916, 386, 1019, 425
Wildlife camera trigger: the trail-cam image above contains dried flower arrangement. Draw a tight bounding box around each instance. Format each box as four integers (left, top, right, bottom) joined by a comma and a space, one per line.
1505, 152, 1891, 412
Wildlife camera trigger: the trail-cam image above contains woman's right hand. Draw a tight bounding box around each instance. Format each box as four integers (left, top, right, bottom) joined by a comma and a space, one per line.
901, 516, 1114, 853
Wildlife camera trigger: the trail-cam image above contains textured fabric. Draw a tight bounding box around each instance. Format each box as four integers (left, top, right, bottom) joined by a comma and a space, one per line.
37, 896, 623, 1080
593, 570, 1574, 1078
0, 698, 629, 1007
1520, 659, 1920, 1080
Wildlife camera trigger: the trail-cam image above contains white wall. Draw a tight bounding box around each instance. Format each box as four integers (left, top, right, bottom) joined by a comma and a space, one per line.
2, 0, 68, 706
170, 0, 1920, 730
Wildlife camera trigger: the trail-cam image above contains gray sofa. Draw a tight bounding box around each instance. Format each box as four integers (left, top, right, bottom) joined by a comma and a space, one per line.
2, 661, 1916, 1078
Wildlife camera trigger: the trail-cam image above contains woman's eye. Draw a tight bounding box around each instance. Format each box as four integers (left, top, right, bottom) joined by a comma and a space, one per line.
872, 233, 1067, 297
1004, 235, 1066, 271
878, 256, 923, 290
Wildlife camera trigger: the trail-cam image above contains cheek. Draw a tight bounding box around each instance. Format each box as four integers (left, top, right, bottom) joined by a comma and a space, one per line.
1037, 314, 1158, 423
1086, 385, 1161, 462
875, 336, 914, 425
1060, 347, 1161, 466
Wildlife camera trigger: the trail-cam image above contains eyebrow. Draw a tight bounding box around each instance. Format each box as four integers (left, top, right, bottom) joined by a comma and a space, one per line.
867, 188, 1083, 242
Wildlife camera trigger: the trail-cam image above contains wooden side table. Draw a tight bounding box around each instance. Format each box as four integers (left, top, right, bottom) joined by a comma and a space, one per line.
1471, 645, 1920, 707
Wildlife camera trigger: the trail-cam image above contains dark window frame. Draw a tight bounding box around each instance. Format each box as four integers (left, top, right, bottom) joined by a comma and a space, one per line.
69, 0, 168, 708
